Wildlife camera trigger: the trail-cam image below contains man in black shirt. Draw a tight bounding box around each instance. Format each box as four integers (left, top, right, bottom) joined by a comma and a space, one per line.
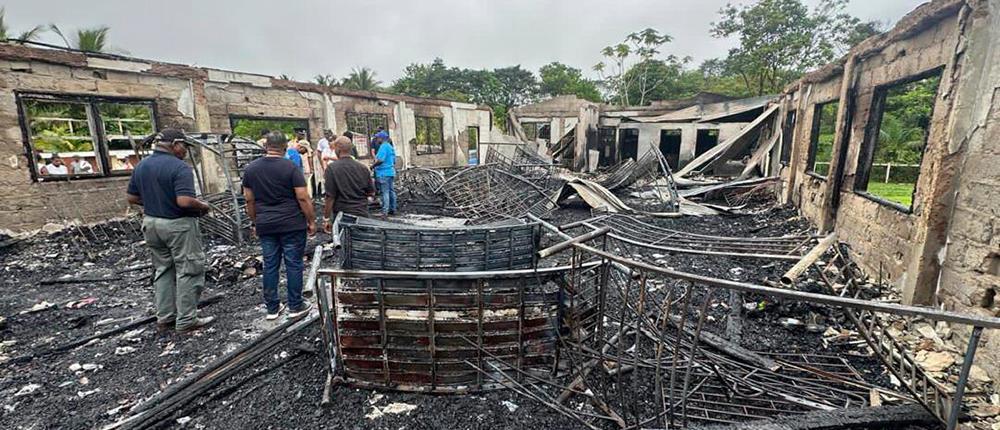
243, 132, 317, 320
323, 136, 375, 232
126, 128, 214, 332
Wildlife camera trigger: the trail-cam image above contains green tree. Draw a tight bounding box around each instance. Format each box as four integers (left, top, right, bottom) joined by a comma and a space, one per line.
391, 59, 539, 129
845, 20, 884, 48
314, 74, 337, 88
620, 58, 708, 104
391, 59, 468, 99
487, 65, 538, 110
593, 28, 674, 106
50, 25, 123, 53
710, 0, 862, 96
341, 67, 382, 91
874, 74, 939, 164
538, 62, 602, 102
0, 8, 44, 43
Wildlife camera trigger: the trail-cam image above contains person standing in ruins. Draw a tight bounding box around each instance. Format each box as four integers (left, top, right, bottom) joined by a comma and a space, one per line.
242, 131, 316, 320
371, 130, 397, 216
323, 136, 375, 227
125, 128, 214, 332
316, 129, 337, 171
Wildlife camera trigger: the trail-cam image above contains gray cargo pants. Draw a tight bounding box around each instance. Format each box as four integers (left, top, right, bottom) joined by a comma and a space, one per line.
142, 216, 206, 330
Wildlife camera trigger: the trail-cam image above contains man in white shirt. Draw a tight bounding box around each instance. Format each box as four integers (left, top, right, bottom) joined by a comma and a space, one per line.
43, 156, 68, 175
316, 129, 337, 171
71, 156, 94, 174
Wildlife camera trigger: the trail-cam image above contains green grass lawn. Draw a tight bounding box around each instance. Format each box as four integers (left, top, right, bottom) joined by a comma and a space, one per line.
867, 181, 915, 207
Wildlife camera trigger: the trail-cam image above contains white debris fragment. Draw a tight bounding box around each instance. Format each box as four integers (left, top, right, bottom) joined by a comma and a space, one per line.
82, 363, 100, 371
122, 328, 146, 341
21, 301, 56, 314
502, 400, 519, 412
70, 363, 82, 372
366, 402, 417, 419
3, 404, 14, 413
15, 383, 41, 397
369, 393, 384, 405
77, 389, 100, 398
176, 416, 192, 425
115, 346, 137, 355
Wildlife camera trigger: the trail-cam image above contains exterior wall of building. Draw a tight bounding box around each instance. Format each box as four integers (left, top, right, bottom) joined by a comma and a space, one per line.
774, 0, 1000, 378
0, 54, 200, 233
935, 0, 1000, 379
0, 44, 492, 234
785, 77, 843, 230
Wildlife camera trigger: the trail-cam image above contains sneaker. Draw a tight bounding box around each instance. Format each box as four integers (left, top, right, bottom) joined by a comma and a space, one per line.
265, 303, 286, 321
156, 319, 176, 332
388, 210, 396, 216
288, 302, 312, 318
177, 316, 215, 333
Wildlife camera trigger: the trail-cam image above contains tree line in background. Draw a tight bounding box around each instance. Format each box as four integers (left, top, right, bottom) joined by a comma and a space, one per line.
1, 0, 887, 129
330, 0, 884, 128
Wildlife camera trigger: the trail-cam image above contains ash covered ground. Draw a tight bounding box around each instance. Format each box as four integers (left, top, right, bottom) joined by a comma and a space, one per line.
0, 197, 906, 430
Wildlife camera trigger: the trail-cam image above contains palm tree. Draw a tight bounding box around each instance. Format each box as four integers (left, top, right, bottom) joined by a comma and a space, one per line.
50, 25, 123, 53
278, 74, 293, 80
314, 74, 337, 87
341, 67, 381, 91
875, 115, 925, 164
0, 8, 45, 43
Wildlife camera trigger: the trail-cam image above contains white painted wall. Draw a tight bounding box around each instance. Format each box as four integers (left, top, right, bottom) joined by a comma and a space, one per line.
617, 122, 747, 164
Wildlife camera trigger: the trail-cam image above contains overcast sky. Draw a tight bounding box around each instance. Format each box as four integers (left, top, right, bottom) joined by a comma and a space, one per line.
6, 0, 925, 84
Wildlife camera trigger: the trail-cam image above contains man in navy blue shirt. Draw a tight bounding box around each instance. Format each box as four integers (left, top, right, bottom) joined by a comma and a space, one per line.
126, 128, 214, 332
243, 132, 316, 320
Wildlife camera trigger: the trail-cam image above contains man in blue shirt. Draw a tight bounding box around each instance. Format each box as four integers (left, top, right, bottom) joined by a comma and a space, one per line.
126, 128, 214, 332
284, 134, 303, 170
371, 130, 397, 216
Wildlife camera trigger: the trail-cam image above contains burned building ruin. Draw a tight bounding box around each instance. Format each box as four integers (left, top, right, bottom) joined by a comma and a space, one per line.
1, 0, 999, 429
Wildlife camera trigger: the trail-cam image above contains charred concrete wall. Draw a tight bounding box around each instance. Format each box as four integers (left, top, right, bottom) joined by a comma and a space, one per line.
617, 122, 746, 168
776, 0, 1000, 376
0, 44, 492, 234
936, 0, 1000, 378
0, 48, 200, 233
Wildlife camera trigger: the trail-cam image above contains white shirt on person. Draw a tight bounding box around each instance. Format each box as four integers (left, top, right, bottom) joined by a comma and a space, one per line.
72, 160, 93, 174
317, 138, 330, 154
45, 163, 68, 175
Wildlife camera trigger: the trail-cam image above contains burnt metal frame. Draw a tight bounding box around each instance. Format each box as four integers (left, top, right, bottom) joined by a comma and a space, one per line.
345, 111, 388, 158
15, 91, 159, 183
317, 262, 602, 393
530, 214, 999, 430
569, 214, 812, 260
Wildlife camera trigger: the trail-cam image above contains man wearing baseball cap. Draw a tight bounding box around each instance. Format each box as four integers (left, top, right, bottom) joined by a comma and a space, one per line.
371, 130, 397, 216
126, 128, 214, 332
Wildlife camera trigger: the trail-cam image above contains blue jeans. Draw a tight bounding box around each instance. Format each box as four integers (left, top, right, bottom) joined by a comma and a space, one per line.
377, 176, 397, 214
259, 230, 306, 313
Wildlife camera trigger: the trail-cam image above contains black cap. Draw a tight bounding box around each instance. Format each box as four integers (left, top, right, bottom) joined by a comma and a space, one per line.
156, 128, 186, 143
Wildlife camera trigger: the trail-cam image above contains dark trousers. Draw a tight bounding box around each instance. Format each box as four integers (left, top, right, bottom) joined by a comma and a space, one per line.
259, 229, 306, 313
